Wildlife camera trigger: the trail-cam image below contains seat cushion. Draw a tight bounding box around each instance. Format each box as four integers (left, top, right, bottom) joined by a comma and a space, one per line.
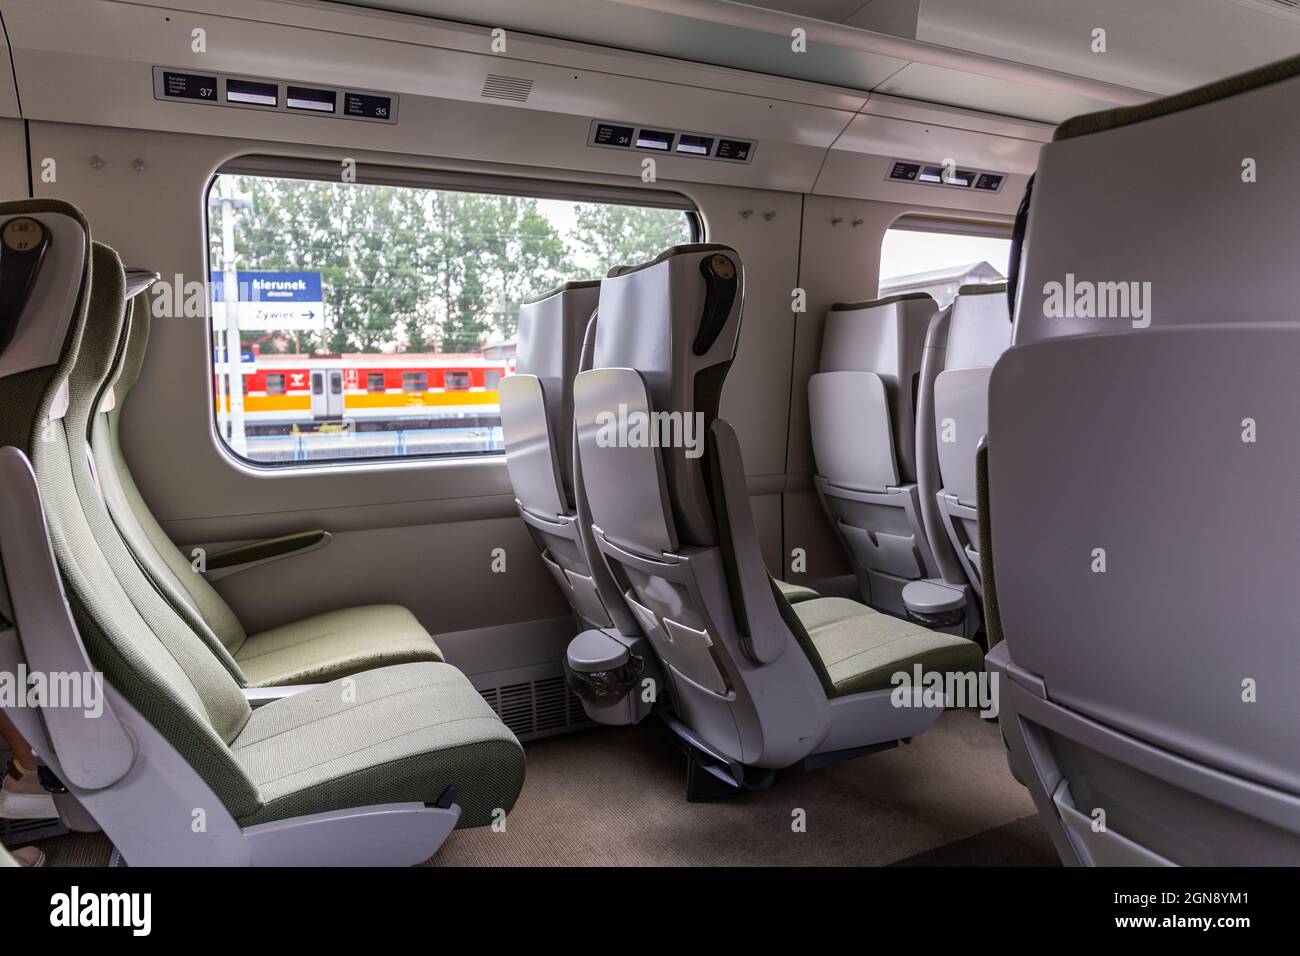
235, 605, 443, 687
233, 662, 524, 828
794, 597, 982, 696
775, 578, 819, 604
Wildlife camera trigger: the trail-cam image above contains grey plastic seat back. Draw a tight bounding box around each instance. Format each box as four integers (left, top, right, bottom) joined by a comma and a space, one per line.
986, 52, 1300, 865
809, 293, 939, 613
928, 284, 1010, 597
573, 245, 832, 771
499, 281, 618, 629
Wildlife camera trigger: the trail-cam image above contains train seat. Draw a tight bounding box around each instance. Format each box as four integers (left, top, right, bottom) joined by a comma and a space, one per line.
499, 281, 627, 631
0, 200, 525, 864
985, 51, 1300, 864
88, 288, 442, 687
572, 243, 982, 785
502, 280, 816, 638
809, 293, 940, 615
925, 284, 1010, 599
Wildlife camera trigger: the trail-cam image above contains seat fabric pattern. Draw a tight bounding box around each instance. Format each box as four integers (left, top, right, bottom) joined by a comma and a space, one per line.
795, 597, 983, 696
236, 605, 443, 687
98, 296, 248, 653
234, 663, 524, 828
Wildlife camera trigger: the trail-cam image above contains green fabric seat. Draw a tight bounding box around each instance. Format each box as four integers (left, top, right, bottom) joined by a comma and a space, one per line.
85, 284, 443, 687
236, 605, 442, 687
0, 209, 525, 839
794, 597, 983, 697
235, 662, 523, 827
774, 578, 818, 604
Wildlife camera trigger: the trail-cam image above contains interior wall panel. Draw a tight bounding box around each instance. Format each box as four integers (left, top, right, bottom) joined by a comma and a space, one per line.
0, 119, 27, 197
24, 120, 806, 640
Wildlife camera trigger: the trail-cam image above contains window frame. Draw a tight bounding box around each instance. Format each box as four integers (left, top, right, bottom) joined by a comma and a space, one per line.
202, 160, 701, 471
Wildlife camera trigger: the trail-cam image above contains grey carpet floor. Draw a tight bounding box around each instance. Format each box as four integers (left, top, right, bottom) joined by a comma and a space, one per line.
25, 708, 1056, 867
429, 708, 1055, 867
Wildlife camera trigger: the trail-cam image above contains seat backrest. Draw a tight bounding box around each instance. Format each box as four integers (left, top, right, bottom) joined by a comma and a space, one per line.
1011, 55, 1300, 346
0, 202, 261, 821
574, 244, 832, 771
812, 293, 934, 489
93, 296, 248, 654
808, 293, 939, 611
499, 281, 618, 630
500, 281, 598, 521
927, 284, 1010, 596
986, 52, 1300, 865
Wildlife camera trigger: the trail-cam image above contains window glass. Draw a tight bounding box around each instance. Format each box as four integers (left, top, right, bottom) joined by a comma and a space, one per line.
207, 173, 695, 465
879, 225, 1011, 309
264, 373, 286, 395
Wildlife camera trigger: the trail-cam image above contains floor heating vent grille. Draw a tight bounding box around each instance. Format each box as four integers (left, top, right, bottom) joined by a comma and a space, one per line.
480, 675, 591, 740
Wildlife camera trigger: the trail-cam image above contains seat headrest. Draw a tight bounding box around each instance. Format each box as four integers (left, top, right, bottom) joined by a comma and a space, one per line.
1014, 52, 1300, 345
65, 244, 128, 430
946, 285, 1010, 371
819, 293, 937, 374
513, 279, 600, 502
0, 200, 93, 451
590, 243, 743, 546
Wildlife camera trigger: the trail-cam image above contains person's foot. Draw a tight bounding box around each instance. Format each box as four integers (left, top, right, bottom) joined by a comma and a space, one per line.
0, 760, 57, 821
11, 846, 45, 867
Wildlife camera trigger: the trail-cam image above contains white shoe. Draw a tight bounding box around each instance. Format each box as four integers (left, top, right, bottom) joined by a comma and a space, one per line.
11, 846, 46, 867
0, 761, 57, 821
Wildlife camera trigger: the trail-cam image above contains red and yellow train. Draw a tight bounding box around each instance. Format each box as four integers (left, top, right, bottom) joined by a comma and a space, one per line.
215, 352, 513, 433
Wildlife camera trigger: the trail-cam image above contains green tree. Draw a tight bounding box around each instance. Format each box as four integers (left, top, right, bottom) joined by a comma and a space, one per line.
569, 203, 692, 274
210, 177, 691, 357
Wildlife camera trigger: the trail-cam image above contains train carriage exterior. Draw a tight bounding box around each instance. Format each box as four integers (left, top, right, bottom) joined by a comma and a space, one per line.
219, 353, 512, 432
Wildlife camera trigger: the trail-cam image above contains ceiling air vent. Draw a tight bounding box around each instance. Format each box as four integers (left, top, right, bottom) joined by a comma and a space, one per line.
481, 74, 534, 102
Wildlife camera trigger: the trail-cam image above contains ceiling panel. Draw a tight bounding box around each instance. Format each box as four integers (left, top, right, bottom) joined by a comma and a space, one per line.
877, 62, 1121, 124
917, 0, 1300, 95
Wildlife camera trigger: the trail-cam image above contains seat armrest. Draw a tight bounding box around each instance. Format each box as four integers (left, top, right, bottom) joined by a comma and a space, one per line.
709, 419, 785, 665
203, 529, 330, 580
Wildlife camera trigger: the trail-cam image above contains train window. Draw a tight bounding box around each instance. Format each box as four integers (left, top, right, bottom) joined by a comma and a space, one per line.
206, 171, 695, 465
879, 220, 1011, 309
